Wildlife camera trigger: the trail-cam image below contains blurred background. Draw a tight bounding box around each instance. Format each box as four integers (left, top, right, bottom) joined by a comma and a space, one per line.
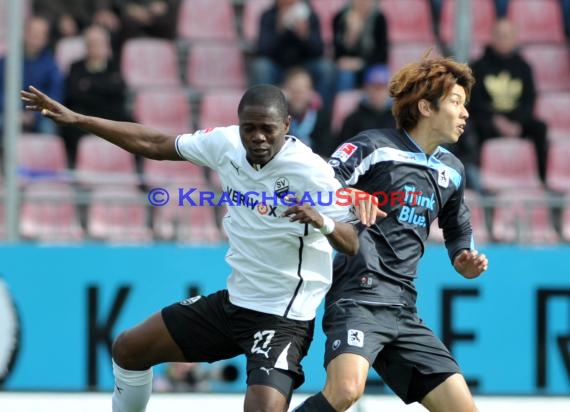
0, 0, 569, 410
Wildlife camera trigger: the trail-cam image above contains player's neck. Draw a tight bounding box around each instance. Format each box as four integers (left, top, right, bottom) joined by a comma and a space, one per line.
405, 126, 439, 155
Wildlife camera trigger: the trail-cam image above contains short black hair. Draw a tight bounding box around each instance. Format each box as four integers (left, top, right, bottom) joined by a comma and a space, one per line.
237, 84, 289, 120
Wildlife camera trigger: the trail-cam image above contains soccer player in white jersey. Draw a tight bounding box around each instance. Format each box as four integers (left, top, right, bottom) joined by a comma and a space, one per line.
21, 84, 359, 412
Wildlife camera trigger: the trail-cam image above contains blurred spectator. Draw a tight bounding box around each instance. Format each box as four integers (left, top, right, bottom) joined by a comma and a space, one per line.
332, 0, 389, 91
337, 65, 395, 144
249, 0, 335, 108
0, 16, 64, 135
32, 0, 120, 46
469, 18, 548, 184
495, 0, 509, 17
116, 0, 181, 50
281, 66, 332, 157
562, 0, 570, 40
153, 363, 211, 392
61, 25, 131, 168
153, 361, 239, 393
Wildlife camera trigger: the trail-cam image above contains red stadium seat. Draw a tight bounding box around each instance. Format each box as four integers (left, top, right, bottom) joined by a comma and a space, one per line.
311, 0, 347, 46
439, 0, 496, 47
480, 138, 542, 191
389, 42, 441, 74
20, 182, 84, 242
381, 0, 435, 43
185, 42, 246, 90
177, 0, 237, 42
508, 0, 566, 44
465, 189, 490, 244
546, 139, 570, 193
87, 187, 153, 243
153, 196, 223, 243
491, 189, 559, 244
55, 36, 86, 74
133, 89, 192, 135
241, 0, 273, 46
428, 190, 489, 244
17, 134, 67, 184
331, 89, 363, 135
121, 38, 181, 89
143, 158, 209, 188
536, 92, 570, 140
199, 89, 243, 129
75, 135, 138, 187
521, 45, 570, 92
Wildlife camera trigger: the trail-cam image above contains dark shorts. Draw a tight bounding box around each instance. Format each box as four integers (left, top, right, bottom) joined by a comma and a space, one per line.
323, 299, 460, 404
161, 289, 314, 390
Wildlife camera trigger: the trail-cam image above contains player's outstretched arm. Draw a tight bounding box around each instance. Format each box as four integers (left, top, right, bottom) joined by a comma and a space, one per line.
282, 203, 359, 255
20, 85, 181, 160
453, 249, 488, 279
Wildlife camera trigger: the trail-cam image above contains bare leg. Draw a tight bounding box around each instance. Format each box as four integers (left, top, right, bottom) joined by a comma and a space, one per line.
421, 373, 478, 412
112, 311, 186, 370
321, 353, 370, 411
244, 385, 289, 412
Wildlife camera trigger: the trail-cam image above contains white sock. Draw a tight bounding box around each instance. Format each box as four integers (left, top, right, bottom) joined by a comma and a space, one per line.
112, 359, 153, 412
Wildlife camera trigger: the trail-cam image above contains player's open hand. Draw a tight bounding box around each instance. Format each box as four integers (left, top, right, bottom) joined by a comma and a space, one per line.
346, 188, 387, 227
453, 249, 488, 279
20, 86, 77, 125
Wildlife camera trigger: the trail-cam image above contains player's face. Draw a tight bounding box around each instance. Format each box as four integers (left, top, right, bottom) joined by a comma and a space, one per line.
430, 84, 469, 145
239, 104, 290, 166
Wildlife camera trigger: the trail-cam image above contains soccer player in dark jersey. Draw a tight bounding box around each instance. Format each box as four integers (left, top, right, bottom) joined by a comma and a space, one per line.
293, 56, 489, 411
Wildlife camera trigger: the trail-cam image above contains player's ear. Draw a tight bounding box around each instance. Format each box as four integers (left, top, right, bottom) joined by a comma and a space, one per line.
284, 114, 291, 133
418, 99, 433, 117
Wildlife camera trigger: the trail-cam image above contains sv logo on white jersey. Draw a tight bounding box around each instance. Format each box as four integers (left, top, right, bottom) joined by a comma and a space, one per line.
251, 330, 275, 358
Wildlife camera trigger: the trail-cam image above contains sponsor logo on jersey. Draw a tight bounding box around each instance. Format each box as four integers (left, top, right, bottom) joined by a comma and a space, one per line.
180, 296, 202, 306
347, 329, 364, 347
438, 168, 449, 188
331, 143, 358, 162
396, 185, 436, 228
359, 275, 373, 288
256, 203, 269, 215
274, 177, 290, 198
332, 339, 341, 350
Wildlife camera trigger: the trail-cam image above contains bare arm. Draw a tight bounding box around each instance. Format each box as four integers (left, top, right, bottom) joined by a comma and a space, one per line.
21, 85, 181, 160
282, 203, 359, 256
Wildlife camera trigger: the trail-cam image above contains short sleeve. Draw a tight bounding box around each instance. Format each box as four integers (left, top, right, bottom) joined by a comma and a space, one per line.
175, 126, 239, 169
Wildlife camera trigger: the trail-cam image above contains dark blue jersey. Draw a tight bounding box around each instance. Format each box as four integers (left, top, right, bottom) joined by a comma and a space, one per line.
327, 128, 474, 307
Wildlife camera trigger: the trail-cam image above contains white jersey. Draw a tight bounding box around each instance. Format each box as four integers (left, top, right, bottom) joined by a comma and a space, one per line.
175, 126, 354, 320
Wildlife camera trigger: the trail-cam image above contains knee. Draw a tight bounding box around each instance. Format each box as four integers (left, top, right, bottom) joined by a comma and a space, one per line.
112, 330, 141, 370
323, 374, 366, 410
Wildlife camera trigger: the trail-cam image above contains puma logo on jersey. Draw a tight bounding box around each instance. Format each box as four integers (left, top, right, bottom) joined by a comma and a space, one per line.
230, 160, 240, 174
260, 367, 274, 375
